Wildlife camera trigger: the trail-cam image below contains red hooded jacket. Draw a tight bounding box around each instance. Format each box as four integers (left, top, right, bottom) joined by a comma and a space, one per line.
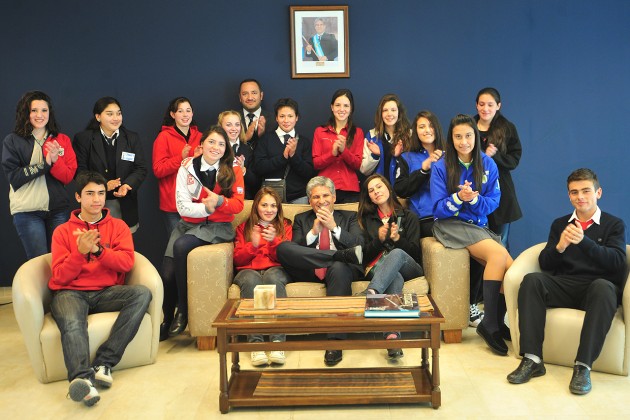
49, 208, 135, 291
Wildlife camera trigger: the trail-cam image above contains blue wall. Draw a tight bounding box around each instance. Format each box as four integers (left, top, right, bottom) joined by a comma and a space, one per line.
1, 0, 629, 285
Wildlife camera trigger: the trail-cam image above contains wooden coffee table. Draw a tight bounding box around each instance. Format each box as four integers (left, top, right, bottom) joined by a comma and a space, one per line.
212, 296, 444, 413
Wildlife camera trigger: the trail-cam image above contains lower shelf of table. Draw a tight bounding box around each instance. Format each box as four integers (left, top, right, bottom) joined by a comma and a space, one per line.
223, 366, 440, 411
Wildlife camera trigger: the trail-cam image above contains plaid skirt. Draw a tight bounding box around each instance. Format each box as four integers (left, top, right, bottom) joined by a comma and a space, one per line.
432, 218, 500, 249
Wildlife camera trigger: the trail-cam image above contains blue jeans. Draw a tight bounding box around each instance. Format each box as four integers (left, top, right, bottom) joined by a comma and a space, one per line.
367, 248, 424, 294
233, 267, 289, 343
13, 209, 68, 259
50, 285, 152, 382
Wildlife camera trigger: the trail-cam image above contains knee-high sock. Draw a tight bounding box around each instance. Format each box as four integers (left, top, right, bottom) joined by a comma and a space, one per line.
482, 280, 502, 333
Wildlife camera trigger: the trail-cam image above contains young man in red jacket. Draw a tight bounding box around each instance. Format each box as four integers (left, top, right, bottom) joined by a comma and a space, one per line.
49, 171, 151, 406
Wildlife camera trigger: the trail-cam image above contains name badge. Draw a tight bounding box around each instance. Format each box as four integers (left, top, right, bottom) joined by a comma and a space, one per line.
121, 152, 135, 162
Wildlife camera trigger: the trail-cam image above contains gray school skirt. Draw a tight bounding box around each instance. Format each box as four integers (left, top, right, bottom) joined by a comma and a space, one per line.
432, 218, 500, 249
164, 219, 235, 258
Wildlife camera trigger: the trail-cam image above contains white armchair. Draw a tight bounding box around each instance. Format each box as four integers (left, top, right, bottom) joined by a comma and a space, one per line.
505, 243, 630, 376
12, 252, 163, 383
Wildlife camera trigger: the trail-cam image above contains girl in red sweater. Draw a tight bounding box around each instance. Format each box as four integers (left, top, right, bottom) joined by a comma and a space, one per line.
152, 97, 202, 236
162, 125, 244, 339
312, 89, 364, 203
233, 187, 292, 366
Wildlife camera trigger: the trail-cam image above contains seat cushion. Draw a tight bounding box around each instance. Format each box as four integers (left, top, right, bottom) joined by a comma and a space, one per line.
40, 312, 154, 382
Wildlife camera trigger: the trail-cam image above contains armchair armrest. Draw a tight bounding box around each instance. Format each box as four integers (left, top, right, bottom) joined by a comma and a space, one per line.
126, 251, 163, 360
12, 254, 53, 382
421, 237, 469, 331
187, 243, 234, 337
504, 242, 546, 354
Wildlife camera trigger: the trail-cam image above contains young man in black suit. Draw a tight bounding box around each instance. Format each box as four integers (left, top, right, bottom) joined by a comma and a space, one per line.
507, 168, 627, 395
254, 97, 315, 204
276, 176, 363, 366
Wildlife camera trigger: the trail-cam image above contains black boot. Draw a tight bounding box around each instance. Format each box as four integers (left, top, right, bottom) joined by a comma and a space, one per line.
333, 245, 362, 265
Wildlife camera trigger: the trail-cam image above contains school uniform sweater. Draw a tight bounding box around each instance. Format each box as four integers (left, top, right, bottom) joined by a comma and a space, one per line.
430, 154, 500, 227
233, 219, 293, 270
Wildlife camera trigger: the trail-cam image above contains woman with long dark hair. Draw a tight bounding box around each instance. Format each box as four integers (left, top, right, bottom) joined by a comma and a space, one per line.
312, 89, 364, 203
73, 97, 148, 233
233, 187, 293, 366
2, 91, 77, 259
357, 173, 423, 360
431, 114, 512, 356
163, 125, 244, 338
474, 87, 523, 249
360, 93, 411, 183
393, 110, 445, 238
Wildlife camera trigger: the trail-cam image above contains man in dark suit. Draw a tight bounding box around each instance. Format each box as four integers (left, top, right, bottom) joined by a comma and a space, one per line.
305, 18, 338, 62
277, 176, 363, 366
239, 79, 273, 150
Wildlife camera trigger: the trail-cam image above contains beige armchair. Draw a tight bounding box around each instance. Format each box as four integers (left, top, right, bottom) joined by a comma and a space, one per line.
12, 252, 163, 383
505, 243, 630, 376
188, 200, 471, 349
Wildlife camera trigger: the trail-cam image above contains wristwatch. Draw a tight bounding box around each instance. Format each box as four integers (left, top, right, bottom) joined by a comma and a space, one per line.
92, 245, 104, 258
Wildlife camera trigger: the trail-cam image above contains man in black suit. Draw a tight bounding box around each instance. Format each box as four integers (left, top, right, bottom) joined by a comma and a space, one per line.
305, 18, 338, 62
239, 79, 273, 150
277, 176, 363, 366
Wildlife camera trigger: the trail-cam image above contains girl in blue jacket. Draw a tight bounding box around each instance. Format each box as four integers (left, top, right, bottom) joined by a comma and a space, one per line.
431, 114, 512, 356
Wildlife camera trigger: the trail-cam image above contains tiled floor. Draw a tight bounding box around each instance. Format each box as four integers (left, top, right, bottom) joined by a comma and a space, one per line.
2, 300, 630, 419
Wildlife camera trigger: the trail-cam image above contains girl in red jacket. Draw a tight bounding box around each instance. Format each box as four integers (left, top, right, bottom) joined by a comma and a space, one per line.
312, 89, 364, 203
152, 97, 202, 236
162, 125, 244, 339
233, 187, 292, 366
2, 91, 77, 259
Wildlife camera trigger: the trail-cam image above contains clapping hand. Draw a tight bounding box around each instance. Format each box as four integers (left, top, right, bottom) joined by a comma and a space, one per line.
457, 180, 479, 202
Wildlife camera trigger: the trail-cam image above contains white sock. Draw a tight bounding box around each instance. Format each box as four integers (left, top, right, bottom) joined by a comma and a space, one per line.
524, 353, 541, 364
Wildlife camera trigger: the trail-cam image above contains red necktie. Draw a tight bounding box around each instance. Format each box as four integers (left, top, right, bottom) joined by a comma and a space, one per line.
577, 219, 594, 230
315, 227, 330, 280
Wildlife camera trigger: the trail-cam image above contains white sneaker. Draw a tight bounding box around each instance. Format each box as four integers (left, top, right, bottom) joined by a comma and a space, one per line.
68, 378, 100, 407
268, 350, 286, 365
93, 365, 113, 388
251, 351, 269, 367
469, 304, 484, 327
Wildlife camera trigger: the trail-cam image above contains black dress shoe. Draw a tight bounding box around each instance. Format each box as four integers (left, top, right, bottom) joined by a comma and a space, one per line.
507, 357, 546, 384
387, 348, 404, 359
500, 323, 512, 341
159, 322, 171, 342
333, 246, 363, 265
168, 312, 188, 337
324, 350, 342, 366
476, 321, 508, 356
569, 365, 592, 395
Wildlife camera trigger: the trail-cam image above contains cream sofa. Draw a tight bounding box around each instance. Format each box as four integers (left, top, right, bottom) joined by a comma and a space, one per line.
188, 201, 470, 350
505, 243, 630, 376
12, 252, 163, 383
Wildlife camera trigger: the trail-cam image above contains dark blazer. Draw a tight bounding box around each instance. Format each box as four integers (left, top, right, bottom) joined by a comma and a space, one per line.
73, 127, 148, 227
242, 109, 274, 150
360, 207, 421, 267
306, 33, 338, 61
233, 141, 258, 199
254, 131, 316, 202
475, 114, 523, 226
292, 209, 363, 250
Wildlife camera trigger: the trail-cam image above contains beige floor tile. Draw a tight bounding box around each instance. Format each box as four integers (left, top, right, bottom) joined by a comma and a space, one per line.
3, 302, 630, 419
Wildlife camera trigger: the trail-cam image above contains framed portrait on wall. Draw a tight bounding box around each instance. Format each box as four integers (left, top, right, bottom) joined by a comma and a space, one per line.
290, 5, 349, 78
